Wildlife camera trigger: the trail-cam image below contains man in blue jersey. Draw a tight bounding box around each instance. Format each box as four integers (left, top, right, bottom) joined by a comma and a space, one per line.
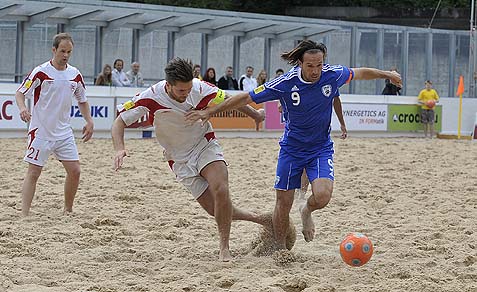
185, 40, 402, 250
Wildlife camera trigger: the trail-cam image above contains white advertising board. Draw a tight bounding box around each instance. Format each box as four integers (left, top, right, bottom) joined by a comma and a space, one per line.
0, 95, 26, 129
70, 97, 115, 131
332, 103, 387, 131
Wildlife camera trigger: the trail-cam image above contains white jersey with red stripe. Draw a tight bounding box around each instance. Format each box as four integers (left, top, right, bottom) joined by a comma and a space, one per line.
17, 61, 87, 141
117, 78, 225, 163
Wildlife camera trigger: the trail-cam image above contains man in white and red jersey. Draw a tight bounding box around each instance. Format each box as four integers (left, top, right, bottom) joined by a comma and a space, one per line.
15, 33, 94, 216
112, 58, 266, 262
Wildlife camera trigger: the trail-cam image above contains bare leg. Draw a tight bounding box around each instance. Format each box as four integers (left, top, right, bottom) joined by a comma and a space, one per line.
197, 191, 268, 226
296, 170, 309, 200
21, 163, 43, 216
272, 189, 294, 249
200, 161, 232, 262
300, 178, 333, 242
61, 161, 81, 214
423, 123, 428, 138
430, 123, 435, 138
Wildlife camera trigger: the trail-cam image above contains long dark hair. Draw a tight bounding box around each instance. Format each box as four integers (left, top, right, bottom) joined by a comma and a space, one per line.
102, 64, 112, 83
281, 40, 327, 66
113, 59, 123, 67
165, 58, 194, 85
202, 67, 217, 85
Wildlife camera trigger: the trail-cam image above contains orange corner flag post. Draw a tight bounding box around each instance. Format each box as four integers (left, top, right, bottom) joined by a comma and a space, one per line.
456, 76, 464, 139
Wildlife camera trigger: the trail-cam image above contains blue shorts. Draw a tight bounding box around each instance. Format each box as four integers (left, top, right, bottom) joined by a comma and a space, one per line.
274, 140, 334, 190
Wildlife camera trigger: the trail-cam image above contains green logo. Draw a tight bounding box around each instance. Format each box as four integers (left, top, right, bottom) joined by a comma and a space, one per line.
388, 105, 441, 132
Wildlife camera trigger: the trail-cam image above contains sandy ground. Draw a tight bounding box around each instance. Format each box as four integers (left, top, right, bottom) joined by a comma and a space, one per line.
0, 136, 476, 292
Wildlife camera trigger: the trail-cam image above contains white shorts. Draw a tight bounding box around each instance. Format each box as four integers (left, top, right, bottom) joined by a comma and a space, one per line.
24, 135, 79, 167
170, 140, 226, 199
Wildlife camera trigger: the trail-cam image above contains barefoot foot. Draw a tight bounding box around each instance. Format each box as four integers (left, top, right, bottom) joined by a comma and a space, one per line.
299, 203, 315, 242
219, 248, 232, 262
63, 209, 73, 216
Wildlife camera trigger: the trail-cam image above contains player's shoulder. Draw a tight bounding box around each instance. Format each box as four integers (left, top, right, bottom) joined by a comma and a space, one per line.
266, 67, 299, 90
149, 80, 166, 96
37, 61, 51, 69
192, 78, 203, 88
322, 64, 346, 74
193, 78, 218, 94
24, 61, 54, 81
321, 64, 349, 81
30, 61, 50, 74
65, 63, 81, 74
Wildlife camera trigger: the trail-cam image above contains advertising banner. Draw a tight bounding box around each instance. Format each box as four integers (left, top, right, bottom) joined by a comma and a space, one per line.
264, 101, 284, 130
264, 102, 388, 132
388, 104, 442, 132
70, 97, 115, 131
332, 103, 387, 131
0, 95, 26, 129
209, 102, 263, 130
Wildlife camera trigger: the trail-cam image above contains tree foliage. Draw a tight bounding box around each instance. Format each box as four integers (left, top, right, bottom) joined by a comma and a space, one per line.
289, 0, 469, 9
114, 0, 233, 10
113, 0, 470, 14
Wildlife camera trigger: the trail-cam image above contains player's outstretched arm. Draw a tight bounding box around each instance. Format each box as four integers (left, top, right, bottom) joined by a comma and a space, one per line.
185, 91, 253, 126
352, 68, 402, 88
229, 92, 265, 131
111, 117, 128, 171
237, 106, 265, 131
15, 91, 31, 123
78, 101, 94, 142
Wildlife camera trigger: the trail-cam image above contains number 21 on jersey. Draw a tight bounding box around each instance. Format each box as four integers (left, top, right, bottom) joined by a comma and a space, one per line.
27, 146, 40, 161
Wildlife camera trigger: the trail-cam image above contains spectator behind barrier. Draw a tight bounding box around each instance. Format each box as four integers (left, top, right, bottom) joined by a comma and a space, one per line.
217, 66, 239, 90
256, 69, 267, 86
126, 61, 144, 87
382, 67, 401, 95
202, 67, 217, 86
239, 66, 257, 91
193, 64, 203, 80
112, 59, 131, 87
95, 64, 112, 86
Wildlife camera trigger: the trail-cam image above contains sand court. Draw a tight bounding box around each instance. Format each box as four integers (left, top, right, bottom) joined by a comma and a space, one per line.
0, 137, 476, 291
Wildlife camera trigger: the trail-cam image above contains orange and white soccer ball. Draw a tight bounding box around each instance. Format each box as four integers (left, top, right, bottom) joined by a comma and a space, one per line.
339, 232, 374, 267
426, 99, 436, 108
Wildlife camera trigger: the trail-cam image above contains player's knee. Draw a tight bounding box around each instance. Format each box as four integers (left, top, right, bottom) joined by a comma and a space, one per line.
311, 189, 332, 209
321, 191, 332, 207
212, 183, 229, 202
65, 165, 81, 179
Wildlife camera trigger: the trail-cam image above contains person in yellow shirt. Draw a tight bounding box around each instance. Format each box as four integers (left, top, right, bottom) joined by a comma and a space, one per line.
417, 80, 439, 138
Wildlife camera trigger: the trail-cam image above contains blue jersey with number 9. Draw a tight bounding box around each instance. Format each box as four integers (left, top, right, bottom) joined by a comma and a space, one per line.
250, 64, 352, 153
